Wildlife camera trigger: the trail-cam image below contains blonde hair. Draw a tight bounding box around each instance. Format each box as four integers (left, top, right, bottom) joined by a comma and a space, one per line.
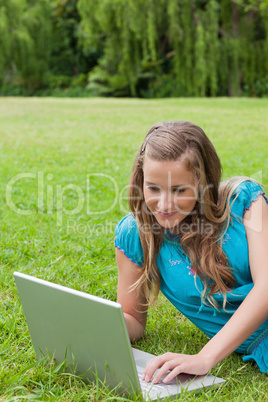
129, 121, 253, 310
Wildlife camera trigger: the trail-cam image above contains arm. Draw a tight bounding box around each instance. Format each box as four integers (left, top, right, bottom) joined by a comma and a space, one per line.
143, 196, 268, 383
116, 248, 148, 341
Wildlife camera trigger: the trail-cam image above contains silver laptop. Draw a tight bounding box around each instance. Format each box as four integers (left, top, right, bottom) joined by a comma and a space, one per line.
14, 272, 225, 400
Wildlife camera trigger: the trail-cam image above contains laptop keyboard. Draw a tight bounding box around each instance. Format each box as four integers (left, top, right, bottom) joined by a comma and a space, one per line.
137, 370, 166, 392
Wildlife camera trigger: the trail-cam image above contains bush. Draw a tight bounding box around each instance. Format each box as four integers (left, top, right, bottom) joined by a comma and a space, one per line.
35, 87, 94, 97
70, 74, 88, 88
243, 75, 268, 98
141, 74, 189, 98
0, 82, 31, 96
48, 75, 72, 89
87, 67, 130, 97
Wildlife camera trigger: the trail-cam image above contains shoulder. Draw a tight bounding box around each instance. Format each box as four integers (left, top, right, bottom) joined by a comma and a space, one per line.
114, 213, 144, 267
230, 179, 267, 219
115, 213, 139, 238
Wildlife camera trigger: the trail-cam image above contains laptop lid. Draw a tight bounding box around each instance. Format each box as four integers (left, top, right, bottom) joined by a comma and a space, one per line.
14, 271, 141, 396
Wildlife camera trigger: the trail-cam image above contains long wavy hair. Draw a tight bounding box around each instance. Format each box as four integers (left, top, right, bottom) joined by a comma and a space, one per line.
129, 121, 251, 310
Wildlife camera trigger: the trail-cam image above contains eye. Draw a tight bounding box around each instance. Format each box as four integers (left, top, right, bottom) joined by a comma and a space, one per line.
173, 187, 186, 194
148, 186, 160, 192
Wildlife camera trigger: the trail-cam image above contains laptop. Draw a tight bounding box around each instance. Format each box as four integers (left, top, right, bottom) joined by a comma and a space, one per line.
14, 272, 225, 400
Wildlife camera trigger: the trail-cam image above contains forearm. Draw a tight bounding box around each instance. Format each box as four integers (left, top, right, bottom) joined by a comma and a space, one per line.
198, 284, 268, 369
124, 312, 145, 341
116, 249, 148, 342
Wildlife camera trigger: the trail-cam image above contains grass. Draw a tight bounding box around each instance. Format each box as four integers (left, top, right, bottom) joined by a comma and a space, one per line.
0, 97, 268, 401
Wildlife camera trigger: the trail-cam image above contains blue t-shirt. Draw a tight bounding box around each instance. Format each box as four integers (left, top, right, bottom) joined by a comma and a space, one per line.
114, 180, 268, 373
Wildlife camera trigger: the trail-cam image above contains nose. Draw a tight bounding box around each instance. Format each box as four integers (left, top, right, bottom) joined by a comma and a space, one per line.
157, 191, 173, 212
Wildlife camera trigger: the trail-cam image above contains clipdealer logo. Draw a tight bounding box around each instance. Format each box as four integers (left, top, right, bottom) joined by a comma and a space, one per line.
5, 170, 264, 232
5, 172, 131, 226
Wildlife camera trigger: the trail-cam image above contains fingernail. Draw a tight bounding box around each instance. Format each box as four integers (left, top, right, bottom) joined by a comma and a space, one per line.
163, 377, 169, 384
145, 375, 150, 382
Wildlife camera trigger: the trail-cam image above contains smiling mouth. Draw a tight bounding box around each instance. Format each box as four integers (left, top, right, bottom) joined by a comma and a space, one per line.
157, 211, 177, 218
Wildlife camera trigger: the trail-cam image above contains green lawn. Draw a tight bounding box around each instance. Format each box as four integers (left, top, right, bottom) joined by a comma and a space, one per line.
0, 97, 267, 401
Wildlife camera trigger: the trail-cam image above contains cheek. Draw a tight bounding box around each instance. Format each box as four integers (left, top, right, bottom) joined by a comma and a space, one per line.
143, 188, 151, 206
175, 193, 197, 212
143, 190, 157, 209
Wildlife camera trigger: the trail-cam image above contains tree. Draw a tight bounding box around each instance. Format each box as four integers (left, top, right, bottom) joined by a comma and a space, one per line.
50, 0, 99, 78
0, 0, 52, 91
78, 0, 169, 96
78, 0, 268, 97
1, 0, 267, 96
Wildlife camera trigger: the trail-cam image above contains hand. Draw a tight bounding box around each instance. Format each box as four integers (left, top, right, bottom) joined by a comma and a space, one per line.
142, 352, 211, 384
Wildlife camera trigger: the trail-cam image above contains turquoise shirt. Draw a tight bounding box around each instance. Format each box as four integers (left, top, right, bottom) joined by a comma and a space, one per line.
115, 180, 268, 373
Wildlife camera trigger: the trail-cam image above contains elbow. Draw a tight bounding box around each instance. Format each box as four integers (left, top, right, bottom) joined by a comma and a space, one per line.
124, 312, 146, 342
130, 325, 145, 342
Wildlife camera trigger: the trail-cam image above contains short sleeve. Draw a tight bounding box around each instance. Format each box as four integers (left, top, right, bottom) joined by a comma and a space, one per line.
114, 213, 144, 267
231, 180, 268, 220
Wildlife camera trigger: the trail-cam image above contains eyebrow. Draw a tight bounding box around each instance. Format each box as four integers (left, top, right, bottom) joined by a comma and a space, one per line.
144, 181, 187, 188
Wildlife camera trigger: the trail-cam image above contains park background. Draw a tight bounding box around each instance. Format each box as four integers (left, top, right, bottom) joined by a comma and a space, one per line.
1, 0, 268, 401
1, 0, 268, 98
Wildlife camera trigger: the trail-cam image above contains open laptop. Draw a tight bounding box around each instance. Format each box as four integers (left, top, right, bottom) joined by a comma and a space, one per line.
14, 272, 225, 400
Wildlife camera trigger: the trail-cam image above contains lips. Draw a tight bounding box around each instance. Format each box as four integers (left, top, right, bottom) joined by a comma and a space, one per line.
157, 211, 177, 218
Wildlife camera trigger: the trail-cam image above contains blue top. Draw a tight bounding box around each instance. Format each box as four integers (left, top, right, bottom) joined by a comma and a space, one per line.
115, 180, 268, 373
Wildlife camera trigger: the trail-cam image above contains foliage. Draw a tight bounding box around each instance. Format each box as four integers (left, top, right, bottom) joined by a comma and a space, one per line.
0, 0, 99, 94
141, 74, 189, 98
0, 0, 52, 91
1, 0, 268, 96
78, 0, 268, 97
50, 0, 100, 77
243, 74, 268, 97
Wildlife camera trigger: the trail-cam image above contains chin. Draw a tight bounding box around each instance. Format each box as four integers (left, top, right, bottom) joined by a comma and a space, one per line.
156, 217, 181, 230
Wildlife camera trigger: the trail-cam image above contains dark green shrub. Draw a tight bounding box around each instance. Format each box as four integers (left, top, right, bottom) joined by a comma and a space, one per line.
141, 74, 189, 98
243, 75, 268, 97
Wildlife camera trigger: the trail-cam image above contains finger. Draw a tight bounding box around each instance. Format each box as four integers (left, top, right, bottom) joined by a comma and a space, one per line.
142, 359, 163, 382
162, 365, 184, 383
141, 358, 156, 380
142, 354, 173, 382
152, 360, 180, 384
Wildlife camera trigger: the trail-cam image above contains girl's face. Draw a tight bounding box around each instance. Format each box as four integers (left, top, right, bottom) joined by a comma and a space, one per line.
143, 157, 197, 231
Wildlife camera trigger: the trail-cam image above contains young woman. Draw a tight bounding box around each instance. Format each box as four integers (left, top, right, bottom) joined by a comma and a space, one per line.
114, 121, 268, 384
